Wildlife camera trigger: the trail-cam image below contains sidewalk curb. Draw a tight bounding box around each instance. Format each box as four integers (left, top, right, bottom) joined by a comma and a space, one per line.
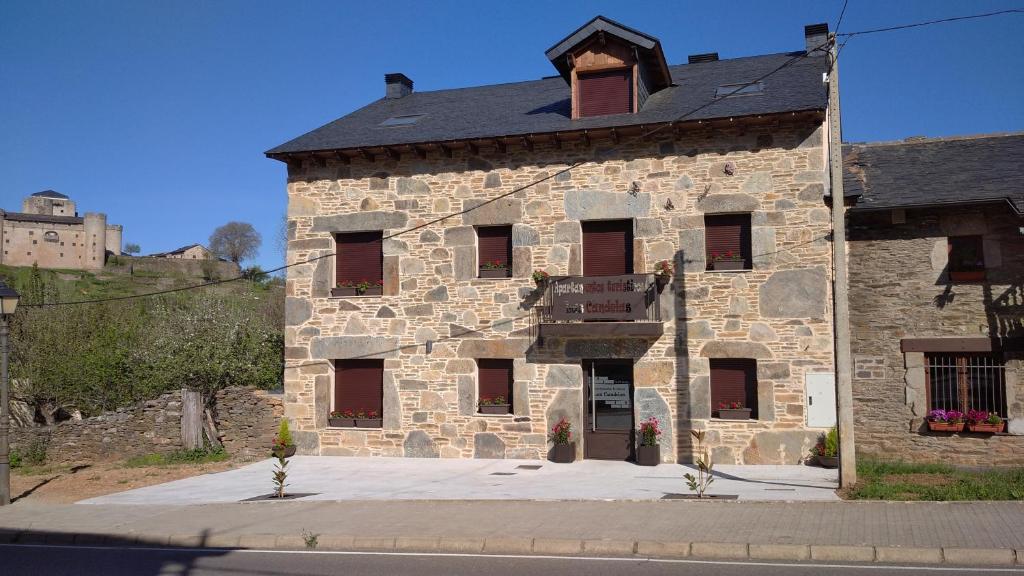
2, 530, 1021, 566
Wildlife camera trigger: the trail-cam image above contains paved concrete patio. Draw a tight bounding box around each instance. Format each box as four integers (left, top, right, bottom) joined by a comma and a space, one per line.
80, 457, 838, 505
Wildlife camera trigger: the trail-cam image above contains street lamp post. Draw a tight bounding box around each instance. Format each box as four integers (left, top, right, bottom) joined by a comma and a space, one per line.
0, 280, 21, 506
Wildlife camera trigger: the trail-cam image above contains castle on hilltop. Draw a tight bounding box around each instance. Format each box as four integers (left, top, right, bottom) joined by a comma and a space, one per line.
0, 190, 123, 270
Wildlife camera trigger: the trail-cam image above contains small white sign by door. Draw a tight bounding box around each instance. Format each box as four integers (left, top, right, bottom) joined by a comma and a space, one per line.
806, 372, 837, 428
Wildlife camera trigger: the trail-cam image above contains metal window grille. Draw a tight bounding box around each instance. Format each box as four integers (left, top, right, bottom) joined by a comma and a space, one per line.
926, 354, 1006, 417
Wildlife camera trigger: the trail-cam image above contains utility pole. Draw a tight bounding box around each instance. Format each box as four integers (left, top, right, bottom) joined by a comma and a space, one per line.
827, 32, 857, 487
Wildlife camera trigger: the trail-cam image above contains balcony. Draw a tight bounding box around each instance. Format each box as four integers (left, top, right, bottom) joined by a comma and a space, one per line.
533, 274, 664, 340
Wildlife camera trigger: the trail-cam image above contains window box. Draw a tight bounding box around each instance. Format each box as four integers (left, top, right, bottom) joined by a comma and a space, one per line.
328, 417, 354, 428
478, 267, 510, 279
478, 403, 511, 415
950, 270, 985, 282
711, 260, 746, 271
331, 286, 383, 297
717, 407, 752, 420
353, 418, 382, 428
967, 422, 1004, 434
926, 420, 964, 433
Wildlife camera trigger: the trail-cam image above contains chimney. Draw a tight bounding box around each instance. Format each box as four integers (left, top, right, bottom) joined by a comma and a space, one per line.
804, 23, 829, 56
385, 73, 413, 99
687, 52, 719, 64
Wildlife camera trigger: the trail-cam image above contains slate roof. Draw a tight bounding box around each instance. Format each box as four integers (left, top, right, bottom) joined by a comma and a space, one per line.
266, 51, 828, 156
844, 133, 1024, 214
31, 190, 69, 199
0, 210, 83, 225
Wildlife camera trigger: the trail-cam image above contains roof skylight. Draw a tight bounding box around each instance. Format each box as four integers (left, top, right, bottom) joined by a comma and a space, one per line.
379, 114, 426, 127
715, 82, 765, 98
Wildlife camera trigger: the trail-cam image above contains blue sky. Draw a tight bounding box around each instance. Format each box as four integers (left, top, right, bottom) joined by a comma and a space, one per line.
2, 1, 1022, 270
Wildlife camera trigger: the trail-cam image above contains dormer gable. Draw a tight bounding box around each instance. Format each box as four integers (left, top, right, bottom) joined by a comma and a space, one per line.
545, 16, 672, 119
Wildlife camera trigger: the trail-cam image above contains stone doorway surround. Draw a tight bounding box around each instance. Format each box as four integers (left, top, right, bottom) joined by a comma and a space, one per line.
901, 337, 1023, 433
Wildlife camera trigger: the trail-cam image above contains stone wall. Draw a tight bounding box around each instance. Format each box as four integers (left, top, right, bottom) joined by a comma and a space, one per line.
105, 255, 241, 280
10, 386, 283, 464
849, 205, 1024, 465
283, 117, 837, 464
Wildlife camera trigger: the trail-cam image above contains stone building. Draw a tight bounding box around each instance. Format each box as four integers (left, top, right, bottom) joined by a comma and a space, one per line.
846, 133, 1024, 465
266, 17, 842, 463
148, 243, 215, 260
0, 190, 123, 270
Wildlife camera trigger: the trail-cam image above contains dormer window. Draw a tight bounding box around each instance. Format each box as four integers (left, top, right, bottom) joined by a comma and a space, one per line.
577, 69, 632, 117
546, 16, 672, 120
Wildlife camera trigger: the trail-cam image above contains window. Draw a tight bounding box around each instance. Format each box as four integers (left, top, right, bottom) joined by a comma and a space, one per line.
578, 69, 632, 117
477, 226, 512, 278
334, 359, 384, 426
710, 359, 758, 419
927, 354, 1005, 417
334, 231, 383, 296
582, 219, 633, 276
477, 359, 513, 415
44, 231, 58, 243
379, 114, 425, 127
705, 214, 752, 271
948, 236, 985, 282
715, 82, 765, 98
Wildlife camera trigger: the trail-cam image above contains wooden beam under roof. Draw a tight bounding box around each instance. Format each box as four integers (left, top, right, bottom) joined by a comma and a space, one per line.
383, 147, 400, 160
359, 148, 375, 162
520, 136, 533, 151
492, 139, 506, 153
466, 142, 479, 155
411, 145, 427, 159
334, 151, 350, 164
439, 144, 453, 158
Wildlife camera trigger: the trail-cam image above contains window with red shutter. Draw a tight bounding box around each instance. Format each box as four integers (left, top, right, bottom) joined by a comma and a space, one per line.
334, 359, 384, 422
477, 359, 513, 414
335, 231, 383, 288
578, 69, 632, 117
710, 359, 758, 419
477, 226, 512, 278
582, 219, 633, 276
704, 214, 752, 271
948, 236, 985, 282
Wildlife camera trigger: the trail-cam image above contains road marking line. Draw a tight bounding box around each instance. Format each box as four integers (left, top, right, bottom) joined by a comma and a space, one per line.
1, 543, 1022, 572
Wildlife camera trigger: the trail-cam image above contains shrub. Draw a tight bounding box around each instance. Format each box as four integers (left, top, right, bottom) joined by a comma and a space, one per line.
9, 449, 22, 469
277, 419, 294, 447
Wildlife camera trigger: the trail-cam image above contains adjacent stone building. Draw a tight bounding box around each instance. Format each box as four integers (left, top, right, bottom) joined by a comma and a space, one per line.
267, 17, 842, 463
846, 133, 1024, 465
0, 190, 123, 270
148, 243, 215, 260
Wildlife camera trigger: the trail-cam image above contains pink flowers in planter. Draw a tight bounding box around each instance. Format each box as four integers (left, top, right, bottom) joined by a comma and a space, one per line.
638, 417, 662, 447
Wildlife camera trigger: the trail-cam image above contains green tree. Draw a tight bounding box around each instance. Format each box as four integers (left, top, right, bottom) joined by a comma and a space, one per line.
123, 243, 141, 255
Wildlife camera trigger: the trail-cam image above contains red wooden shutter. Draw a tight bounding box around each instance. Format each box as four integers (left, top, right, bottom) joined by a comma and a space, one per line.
478, 359, 513, 404
578, 69, 632, 117
477, 226, 512, 274
335, 359, 383, 414
582, 220, 633, 276
336, 231, 382, 285
704, 214, 751, 269
710, 359, 758, 418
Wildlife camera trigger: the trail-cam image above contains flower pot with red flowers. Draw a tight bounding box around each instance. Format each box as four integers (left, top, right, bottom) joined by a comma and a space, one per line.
479, 260, 510, 278
966, 410, 1005, 433
332, 279, 383, 297
636, 416, 662, 466
717, 401, 752, 420
531, 269, 550, 287
811, 426, 839, 468
353, 410, 382, 428
548, 417, 575, 463
709, 251, 746, 271
654, 260, 672, 289
328, 410, 355, 428
478, 396, 511, 415
926, 409, 965, 432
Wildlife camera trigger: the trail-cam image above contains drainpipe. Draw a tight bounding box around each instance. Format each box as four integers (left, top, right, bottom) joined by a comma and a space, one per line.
826, 33, 857, 487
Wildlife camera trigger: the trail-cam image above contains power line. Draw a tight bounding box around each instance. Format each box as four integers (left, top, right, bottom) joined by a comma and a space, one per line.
834, 0, 850, 34
26, 39, 829, 308
836, 8, 1023, 37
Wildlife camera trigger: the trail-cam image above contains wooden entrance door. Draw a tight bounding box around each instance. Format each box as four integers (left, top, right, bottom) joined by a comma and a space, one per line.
583, 360, 635, 461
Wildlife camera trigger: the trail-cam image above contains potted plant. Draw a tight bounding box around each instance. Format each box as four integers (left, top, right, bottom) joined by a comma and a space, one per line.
548, 417, 575, 463
654, 260, 672, 289
967, 410, 1005, 433
709, 251, 745, 271
479, 260, 510, 279
353, 409, 382, 428
717, 401, 752, 420
812, 426, 839, 468
328, 409, 355, 428
273, 419, 297, 458
332, 279, 383, 297
636, 416, 661, 466
478, 396, 511, 415
532, 269, 550, 286
926, 409, 965, 432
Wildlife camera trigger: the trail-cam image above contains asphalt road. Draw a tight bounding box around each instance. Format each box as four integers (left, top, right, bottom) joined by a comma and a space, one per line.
5, 545, 1024, 576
